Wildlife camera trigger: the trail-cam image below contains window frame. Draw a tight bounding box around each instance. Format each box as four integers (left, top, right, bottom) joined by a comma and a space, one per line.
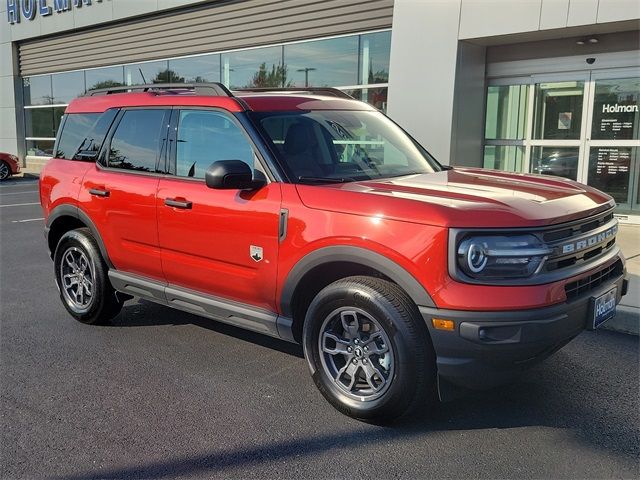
98, 107, 172, 176
166, 106, 275, 184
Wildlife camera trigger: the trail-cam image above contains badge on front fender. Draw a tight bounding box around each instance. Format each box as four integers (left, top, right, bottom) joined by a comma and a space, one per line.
250, 245, 263, 262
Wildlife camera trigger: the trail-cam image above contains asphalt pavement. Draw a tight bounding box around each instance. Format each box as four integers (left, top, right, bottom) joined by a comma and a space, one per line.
1, 177, 638, 479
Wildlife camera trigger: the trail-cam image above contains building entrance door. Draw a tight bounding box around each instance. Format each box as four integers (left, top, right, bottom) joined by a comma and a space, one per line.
484, 67, 640, 218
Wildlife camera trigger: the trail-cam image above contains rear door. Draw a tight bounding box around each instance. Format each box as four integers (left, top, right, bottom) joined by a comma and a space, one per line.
80, 108, 170, 280
156, 108, 281, 311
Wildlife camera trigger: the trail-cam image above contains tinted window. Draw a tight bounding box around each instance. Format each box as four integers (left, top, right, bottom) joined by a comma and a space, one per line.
86, 66, 124, 91
52, 71, 85, 104
56, 110, 117, 160
176, 110, 254, 179
23, 75, 52, 106
169, 54, 221, 83
252, 110, 439, 181
109, 110, 168, 172
285, 37, 358, 87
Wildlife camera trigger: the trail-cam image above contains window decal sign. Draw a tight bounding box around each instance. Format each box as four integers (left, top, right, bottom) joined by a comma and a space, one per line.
7, 0, 104, 24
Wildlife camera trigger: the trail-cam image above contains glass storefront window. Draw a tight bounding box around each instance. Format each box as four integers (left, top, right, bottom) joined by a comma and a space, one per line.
25, 108, 55, 138
125, 60, 169, 85
360, 31, 391, 85
169, 54, 221, 83
483, 146, 524, 172
26, 139, 54, 157
222, 46, 283, 89
533, 81, 584, 140
23, 75, 52, 106
86, 66, 124, 91
344, 87, 388, 112
285, 37, 358, 87
591, 78, 640, 140
485, 85, 528, 140
587, 146, 635, 204
52, 71, 85, 104
530, 146, 579, 180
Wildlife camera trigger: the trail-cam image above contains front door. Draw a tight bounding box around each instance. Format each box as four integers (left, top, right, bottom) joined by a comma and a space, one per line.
156, 108, 282, 312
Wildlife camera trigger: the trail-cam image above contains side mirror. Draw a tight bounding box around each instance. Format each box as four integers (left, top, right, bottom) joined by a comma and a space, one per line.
205, 160, 266, 190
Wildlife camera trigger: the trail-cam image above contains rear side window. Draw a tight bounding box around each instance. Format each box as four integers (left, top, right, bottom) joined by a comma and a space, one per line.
108, 109, 168, 172
55, 110, 117, 160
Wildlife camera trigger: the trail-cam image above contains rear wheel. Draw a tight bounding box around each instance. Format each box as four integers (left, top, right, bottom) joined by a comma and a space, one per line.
54, 228, 122, 325
0, 161, 11, 181
303, 276, 437, 421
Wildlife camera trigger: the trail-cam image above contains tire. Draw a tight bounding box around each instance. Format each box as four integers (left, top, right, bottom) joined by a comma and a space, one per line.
0, 161, 11, 181
53, 228, 122, 325
303, 275, 437, 422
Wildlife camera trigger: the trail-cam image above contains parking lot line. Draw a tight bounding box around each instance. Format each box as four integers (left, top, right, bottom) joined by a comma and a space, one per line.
0, 190, 38, 196
0, 202, 40, 208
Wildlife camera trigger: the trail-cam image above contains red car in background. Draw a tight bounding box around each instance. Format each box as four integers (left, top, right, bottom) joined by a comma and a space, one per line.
0, 152, 21, 181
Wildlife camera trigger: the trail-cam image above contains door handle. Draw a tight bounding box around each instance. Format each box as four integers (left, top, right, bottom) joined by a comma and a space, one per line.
89, 188, 110, 197
164, 198, 192, 209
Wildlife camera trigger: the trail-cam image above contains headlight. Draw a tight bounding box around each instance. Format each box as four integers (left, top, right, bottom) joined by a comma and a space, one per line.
456, 234, 552, 279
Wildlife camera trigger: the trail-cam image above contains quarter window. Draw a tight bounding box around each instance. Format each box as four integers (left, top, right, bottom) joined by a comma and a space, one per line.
56, 110, 118, 160
176, 110, 254, 179
109, 109, 168, 172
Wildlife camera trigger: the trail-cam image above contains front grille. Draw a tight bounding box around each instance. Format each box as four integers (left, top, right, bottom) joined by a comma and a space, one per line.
542, 210, 617, 273
564, 259, 623, 300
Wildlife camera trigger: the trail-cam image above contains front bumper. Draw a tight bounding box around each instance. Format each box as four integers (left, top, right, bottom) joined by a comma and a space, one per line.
421, 270, 628, 390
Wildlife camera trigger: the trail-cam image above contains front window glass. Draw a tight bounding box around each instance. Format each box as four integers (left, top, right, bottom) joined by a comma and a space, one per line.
591, 77, 639, 140
52, 71, 85, 104
533, 81, 584, 140
125, 61, 169, 85
176, 110, 254, 179
485, 85, 529, 140
23, 76, 52, 106
360, 31, 391, 85
251, 110, 439, 182
221, 46, 283, 89
285, 37, 358, 87
587, 146, 635, 204
109, 109, 168, 172
86, 66, 124, 91
530, 146, 579, 180
26, 139, 54, 157
169, 54, 221, 83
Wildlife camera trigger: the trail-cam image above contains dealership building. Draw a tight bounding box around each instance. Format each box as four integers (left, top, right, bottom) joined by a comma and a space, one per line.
1, 0, 638, 218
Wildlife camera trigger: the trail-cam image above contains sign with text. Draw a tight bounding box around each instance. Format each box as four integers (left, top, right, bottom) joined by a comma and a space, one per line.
7, 0, 104, 24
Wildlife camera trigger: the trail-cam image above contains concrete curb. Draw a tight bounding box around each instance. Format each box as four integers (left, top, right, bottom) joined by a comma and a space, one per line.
602, 306, 639, 336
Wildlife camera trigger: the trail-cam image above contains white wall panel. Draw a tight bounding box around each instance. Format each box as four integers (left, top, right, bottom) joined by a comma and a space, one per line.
540, 0, 570, 29
597, 0, 640, 23
567, 0, 599, 26
459, 0, 542, 39
388, 0, 462, 163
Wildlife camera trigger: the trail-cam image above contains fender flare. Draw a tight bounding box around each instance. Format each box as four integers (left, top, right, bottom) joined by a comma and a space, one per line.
46, 204, 114, 268
280, 246, 435, 317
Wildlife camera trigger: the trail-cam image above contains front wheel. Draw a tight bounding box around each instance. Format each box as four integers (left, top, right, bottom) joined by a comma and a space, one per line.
303, 276, 437, 421
53, 228, 122, 325
0, 161, 11, 181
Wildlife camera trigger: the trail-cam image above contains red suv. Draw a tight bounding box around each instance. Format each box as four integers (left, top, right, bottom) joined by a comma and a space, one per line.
40, 83, 628, 421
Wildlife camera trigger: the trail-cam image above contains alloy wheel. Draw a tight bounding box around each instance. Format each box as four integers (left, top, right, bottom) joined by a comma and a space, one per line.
59, 247, 94, 312
318, 307, 394, 401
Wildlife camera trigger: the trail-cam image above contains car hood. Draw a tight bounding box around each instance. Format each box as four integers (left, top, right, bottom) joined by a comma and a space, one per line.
295, 168, 615, 228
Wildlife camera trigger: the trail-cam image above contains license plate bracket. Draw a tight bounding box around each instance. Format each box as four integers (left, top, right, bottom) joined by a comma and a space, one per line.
589, 287, 617, 330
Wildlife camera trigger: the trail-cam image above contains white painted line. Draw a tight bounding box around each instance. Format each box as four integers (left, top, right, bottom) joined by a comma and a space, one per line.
0, 190, 38, 196
0, 202, 40, 208
11, 218, 44, 223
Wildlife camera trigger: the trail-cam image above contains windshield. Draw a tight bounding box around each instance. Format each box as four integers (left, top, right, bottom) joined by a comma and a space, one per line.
250, 110, 441, 183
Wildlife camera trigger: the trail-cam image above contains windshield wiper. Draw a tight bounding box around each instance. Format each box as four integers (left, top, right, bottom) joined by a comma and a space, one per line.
297, 176, 354, 184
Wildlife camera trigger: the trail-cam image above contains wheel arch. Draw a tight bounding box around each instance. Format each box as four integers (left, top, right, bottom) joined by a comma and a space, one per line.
280, 246, 435, 342
46, 205, 113, 268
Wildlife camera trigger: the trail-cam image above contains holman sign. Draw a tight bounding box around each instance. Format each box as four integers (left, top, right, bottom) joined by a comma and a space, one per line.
6, 0, 103, 24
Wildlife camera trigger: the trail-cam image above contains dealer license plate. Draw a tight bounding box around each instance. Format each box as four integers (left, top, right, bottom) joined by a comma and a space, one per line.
591, 287, 617, 330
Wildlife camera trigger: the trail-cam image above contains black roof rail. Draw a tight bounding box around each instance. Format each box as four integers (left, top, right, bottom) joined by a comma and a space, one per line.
233, 87, 354, 99
84, 82, 233, 97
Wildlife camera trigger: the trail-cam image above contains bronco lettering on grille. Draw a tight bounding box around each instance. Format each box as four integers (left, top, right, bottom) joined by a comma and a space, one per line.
561, 224, 617, 254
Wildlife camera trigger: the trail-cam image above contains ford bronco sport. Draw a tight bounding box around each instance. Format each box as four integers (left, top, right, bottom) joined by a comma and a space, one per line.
40, 83, 628, 421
